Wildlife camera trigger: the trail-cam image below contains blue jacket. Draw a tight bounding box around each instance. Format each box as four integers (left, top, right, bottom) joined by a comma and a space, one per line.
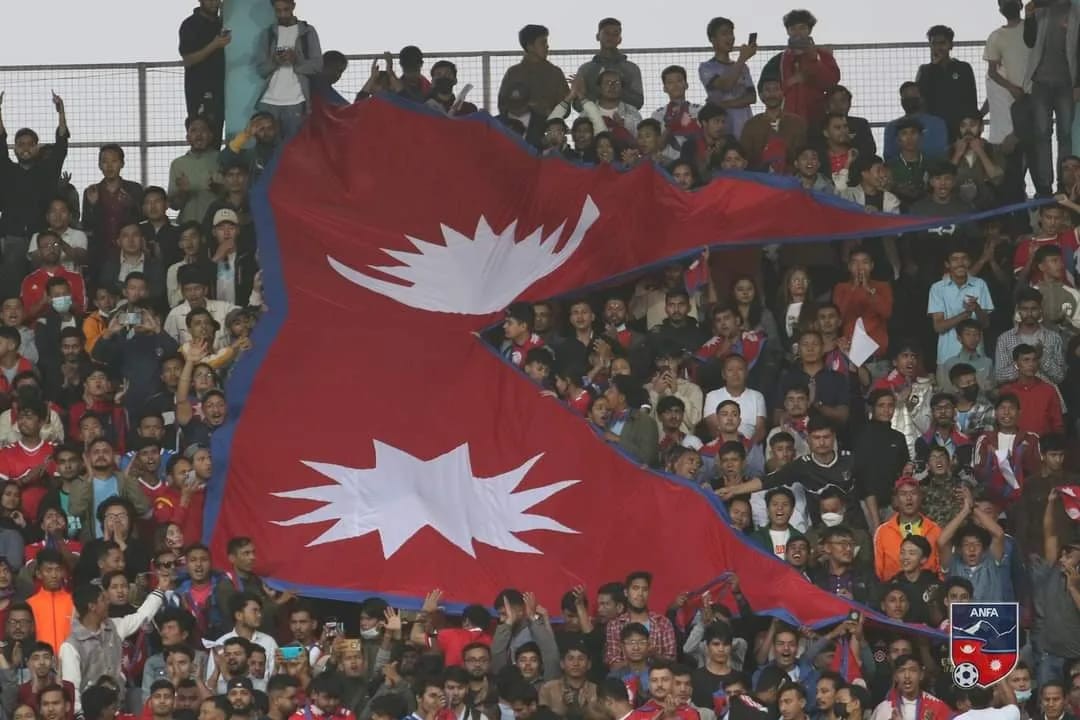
883, 112, 948, 161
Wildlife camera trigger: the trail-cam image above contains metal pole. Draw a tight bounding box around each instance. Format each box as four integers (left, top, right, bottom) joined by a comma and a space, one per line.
481, 53, 491, 113
137, 63, 149, 187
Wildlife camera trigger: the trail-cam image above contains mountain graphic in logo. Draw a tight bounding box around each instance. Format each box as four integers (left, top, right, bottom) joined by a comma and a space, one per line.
953, 619, 1017, 652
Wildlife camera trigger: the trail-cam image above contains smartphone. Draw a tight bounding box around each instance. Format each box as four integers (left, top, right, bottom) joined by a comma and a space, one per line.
281, 645, 304, 661
324, 617, 339, 638
749, 33, 758, 45
122, 312, 142, 326
220, 28, 232, 37
848, 610, 861, 622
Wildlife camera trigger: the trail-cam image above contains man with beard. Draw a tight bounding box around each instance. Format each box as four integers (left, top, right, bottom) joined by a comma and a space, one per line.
69, 438, 150, 541
950, 111, 1005, 210
740, 78, 806, 174
602, 296, 649, 372
208, 637, 255, 695
3, 603, 37, 682
604, 571, 676, 670
461, 643, 499, 720
266, 675, 300, 720
226, 676, 261, 715
20, 231, 86, 322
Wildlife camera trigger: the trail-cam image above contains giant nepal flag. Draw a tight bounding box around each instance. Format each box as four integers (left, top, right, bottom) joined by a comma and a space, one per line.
206, 95, 1008, 628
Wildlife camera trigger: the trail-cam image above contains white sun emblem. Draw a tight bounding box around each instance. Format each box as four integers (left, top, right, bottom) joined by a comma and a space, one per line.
989, 660, 1002, 672
272, 441, 580, 558
326, 196, 600, 315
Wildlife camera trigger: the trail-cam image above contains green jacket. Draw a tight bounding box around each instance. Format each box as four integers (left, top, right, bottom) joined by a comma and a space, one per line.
617, 408, 660, 467
67, 475, 150, 542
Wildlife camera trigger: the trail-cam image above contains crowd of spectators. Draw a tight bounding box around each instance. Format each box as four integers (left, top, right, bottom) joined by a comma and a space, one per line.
0, 3, 1078, 720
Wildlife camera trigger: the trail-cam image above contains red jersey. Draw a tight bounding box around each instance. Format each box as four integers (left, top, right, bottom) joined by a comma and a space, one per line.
19, 267, 87, 321
567, 389, 591, 416
505, 334, 545, 368
67, 400, 128, 452
24, 537, 83, 566
0, 357, 36, 395
630, 700, 700, 720
1013, 230, 1079, 284
152, 485, 206, 545
435, 627, 493, 665
0, 440, 57, 521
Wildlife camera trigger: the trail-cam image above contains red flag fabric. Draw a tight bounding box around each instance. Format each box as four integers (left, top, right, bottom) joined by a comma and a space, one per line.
205, 96, 968, 628
1060, 486, 1080, 521
829, 635, 863, 684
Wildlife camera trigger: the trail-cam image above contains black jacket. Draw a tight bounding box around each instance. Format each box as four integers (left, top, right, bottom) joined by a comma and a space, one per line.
0, 132, 68, 237
852, 420, 911, 507
92, 329, 180, 419
98, 253, 167, 305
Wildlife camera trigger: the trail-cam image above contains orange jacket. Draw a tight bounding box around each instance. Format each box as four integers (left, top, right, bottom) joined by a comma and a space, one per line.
82, 312, 108, 354
28, 588, 74, 654
872, 514, 942, 581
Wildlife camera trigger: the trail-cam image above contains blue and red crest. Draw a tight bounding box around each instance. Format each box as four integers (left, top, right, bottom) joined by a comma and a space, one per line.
950, 602, 1019, 689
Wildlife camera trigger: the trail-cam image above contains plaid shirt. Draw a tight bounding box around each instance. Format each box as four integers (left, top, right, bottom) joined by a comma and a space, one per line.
604, 611, 677, 667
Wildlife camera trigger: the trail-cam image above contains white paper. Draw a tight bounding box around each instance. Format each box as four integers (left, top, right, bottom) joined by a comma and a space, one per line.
848, 318, 879, 368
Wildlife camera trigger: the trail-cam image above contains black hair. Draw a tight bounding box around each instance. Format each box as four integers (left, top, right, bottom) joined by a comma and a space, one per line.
518, 24, 549, 51
926, 25, 955, 42
707, 17, 734, 39
783, 9, 817, 29
98, 143, 125, 163
619, 622, 649, 640
228, 591, 263, 621
765, 486, 796, 506
661, 65, 687, 83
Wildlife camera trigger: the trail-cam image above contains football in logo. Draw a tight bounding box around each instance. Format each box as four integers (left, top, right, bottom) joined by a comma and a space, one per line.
950, 602, 1019, 688
953, 663, 979, 689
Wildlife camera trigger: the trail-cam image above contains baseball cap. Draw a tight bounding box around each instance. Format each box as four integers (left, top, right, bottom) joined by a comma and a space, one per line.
212, 209, 240, 227
894, 476, 919, 491
226, 677, 253, 693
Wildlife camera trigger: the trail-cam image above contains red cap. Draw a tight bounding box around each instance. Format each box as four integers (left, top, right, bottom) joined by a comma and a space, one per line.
894, 476, 919, 490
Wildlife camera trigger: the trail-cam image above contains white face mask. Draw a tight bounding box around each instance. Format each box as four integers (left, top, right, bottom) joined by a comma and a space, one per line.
821, 512, 845, 527
359, 627, 380, 640
1014, 689, 1032, 703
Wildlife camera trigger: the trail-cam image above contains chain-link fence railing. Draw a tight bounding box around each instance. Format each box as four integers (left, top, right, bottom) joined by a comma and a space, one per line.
0, 41, 985, 194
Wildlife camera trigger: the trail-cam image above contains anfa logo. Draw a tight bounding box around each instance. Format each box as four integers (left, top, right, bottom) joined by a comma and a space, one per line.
950, 602, 1019, 689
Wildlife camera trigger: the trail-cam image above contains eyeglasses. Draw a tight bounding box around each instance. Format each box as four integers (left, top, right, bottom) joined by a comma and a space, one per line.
156, 561, 176, 569
7, 618, 32, 626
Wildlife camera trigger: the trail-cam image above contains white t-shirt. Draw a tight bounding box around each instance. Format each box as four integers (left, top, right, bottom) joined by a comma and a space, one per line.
951, 707, 1020, 720
30, 228, 88, 273
261, 24, 305, 106
703, 387, 766, 439
767, 529, 791, 559
984, 23, 1030, 143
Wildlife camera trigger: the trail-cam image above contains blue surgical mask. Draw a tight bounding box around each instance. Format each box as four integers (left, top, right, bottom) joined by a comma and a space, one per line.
51, 295, 72, 313
1015, 689, 1032, 703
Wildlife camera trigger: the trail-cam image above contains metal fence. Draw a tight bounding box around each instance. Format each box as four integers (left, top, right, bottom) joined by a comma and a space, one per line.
0, 41, 986, 193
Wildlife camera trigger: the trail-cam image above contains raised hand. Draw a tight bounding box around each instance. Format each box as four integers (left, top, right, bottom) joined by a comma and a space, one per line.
383, 607, 403, 634
185, 339, 209, 363
421, 588, 444, 613
51, 92, 64, 114
523, 591, 538, 619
